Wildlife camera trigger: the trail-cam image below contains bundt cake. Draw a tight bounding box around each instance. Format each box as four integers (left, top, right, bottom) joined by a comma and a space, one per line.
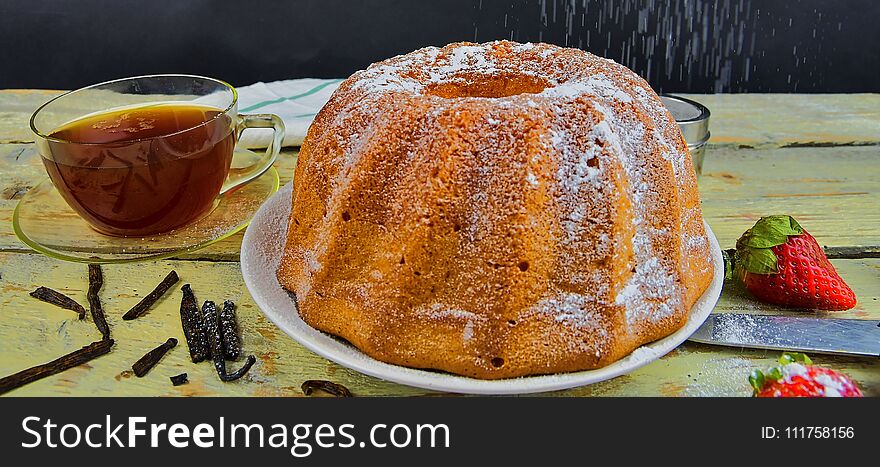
277, 40, 713, 379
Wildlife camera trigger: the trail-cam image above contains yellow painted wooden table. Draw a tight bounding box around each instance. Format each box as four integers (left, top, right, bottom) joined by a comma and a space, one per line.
0, 90, 878, 396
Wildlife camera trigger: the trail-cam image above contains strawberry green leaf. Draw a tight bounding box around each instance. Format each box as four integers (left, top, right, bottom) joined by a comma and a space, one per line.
779, 352, 812, 366
734, 216, 805, 276
784, 216, 803, 233
722, 249, 736, 280
765, 367, 783, 382
748, 369, 765, 393
744, 216, 803, 249
737, 246, 779, 275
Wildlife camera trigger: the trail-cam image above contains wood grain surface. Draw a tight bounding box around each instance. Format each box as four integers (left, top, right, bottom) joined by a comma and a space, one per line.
0, 89, 878, 397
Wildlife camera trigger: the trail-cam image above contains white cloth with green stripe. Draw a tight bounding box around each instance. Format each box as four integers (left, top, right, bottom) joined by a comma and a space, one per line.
236, 78, 344, 148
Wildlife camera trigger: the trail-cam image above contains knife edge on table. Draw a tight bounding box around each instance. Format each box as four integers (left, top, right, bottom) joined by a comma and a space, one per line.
688, 313, 880, 357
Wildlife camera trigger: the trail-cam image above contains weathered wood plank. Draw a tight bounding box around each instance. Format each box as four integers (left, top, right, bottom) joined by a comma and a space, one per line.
0, 253, 877, 397
700, 145, 880, 251
0, 254, 426, 397
679, 93, 880, 148
0, 90, 63, 143
4, 90, 880, 148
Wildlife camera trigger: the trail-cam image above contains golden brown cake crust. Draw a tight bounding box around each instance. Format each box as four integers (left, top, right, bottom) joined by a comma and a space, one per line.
277, 41, 713, 379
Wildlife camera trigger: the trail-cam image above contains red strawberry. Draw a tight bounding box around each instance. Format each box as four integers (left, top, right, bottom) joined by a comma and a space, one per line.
749, 353, 863, 397
733, 215, 856, 311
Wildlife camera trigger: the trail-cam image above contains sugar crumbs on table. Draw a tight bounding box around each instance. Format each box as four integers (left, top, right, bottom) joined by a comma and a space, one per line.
301, 380, 353, 397
203, 300, 255, 382
131, 338, 178, 377
170, 373, 189, 386
0, 339, 114, 395
220, 300, 242, 360
122, 270, 180, 320
179, 284, 208, 363
87, 264, 110, 341
29, 286, 86, 319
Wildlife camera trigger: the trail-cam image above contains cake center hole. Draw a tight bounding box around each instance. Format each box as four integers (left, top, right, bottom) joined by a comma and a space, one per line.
426, 74, 549, 99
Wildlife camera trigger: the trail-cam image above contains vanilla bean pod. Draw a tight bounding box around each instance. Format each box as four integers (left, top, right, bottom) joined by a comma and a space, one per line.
203, 300, 255, 382
87, 264, 110, 340
0, 339, 114, 395
179, 284, 208, 363
301, 380, 353, 397
122, 270, 179, 320
131, 338, 177, 377
170, 373, 188, 386
219, 300, 241, 360
29, 287, 86, 319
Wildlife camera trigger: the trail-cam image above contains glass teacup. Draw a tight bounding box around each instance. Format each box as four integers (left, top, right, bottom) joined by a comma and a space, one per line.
30, 74, 284, 236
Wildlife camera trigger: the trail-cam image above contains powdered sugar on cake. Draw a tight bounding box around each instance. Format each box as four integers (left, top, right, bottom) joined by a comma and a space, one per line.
530, 293, 605, 333
550, 128, 602, 243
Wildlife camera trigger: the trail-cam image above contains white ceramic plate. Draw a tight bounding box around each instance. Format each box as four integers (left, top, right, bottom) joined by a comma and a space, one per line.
241, 183, 724, 395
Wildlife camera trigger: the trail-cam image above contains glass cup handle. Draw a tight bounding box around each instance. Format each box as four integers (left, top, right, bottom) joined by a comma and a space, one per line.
220, 113, 286, 195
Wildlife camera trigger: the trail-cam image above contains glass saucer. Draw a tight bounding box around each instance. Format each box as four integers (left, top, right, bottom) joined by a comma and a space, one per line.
13, 149, 280, 263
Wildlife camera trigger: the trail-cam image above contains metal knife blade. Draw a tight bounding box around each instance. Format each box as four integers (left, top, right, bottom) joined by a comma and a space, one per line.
688, 313, 880, 357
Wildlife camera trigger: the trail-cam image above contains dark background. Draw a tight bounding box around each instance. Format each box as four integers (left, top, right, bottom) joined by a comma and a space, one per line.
1, 0, 877, 93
